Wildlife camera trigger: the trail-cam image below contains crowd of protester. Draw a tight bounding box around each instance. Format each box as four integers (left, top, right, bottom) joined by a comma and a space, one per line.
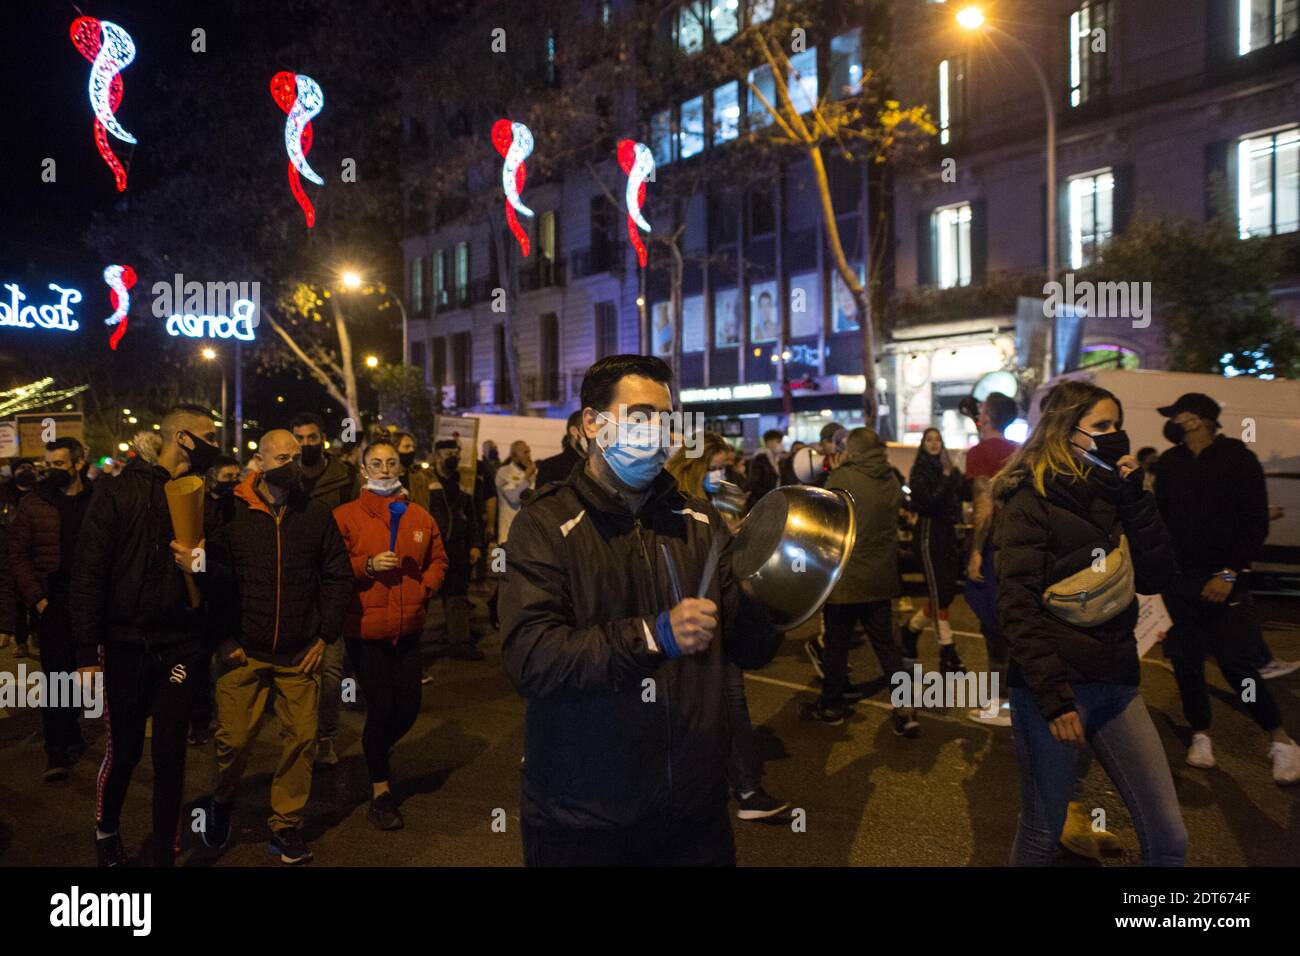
1, 352, 1298, 868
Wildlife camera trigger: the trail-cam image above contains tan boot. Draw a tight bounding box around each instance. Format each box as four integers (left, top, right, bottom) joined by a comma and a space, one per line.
1060, 801, 1101, 860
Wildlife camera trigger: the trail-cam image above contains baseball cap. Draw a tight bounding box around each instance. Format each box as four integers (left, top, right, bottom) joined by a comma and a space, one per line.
1156, 393, 1221, 424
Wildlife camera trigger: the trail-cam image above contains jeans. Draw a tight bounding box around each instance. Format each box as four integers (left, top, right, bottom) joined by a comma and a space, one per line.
964, 543, 1008, 682
317, 636, 347, 740
1010, 684, 1187, 867
722, 661, 760, 795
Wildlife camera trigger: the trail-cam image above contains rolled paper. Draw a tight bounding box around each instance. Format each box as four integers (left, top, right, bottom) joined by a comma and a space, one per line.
164, 475, 206, 608
388, 499, 407, 553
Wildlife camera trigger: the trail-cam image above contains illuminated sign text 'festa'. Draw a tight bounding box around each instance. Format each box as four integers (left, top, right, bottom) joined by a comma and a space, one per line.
0, 284, 82, 333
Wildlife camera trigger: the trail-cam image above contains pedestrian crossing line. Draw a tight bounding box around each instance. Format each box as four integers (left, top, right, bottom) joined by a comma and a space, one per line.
741, 672, 998, 729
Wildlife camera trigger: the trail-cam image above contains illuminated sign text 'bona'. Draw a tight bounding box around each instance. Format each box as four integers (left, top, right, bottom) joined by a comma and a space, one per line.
165, 298, 256, 341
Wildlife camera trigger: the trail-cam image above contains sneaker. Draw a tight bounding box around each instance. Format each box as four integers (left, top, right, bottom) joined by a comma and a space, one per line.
1269, 740, 1300, 784
95, 830, 127, 867
938, 644, 965, 674
804, 640, 825, 680
890, 708, 921, 738
188, 729, 211, 747
800, 700, 848, 725
314, 736, 339, 769
453, 644, 485, 662
268, 827, 313, 864
968, 697, 1012, 727
43, 753, 71, 783
1186, 732, 1215, 769
899, 624, 920, 660
735, 788, 791, 821
1260, 659, 1300, 680
839, 682, 873, 702
367, 791, 404, 831
202, 796, 232, 849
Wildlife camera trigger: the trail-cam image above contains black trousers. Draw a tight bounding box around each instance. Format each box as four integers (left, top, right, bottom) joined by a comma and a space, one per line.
346, 634, 423, 784
1163, 577, 1281, 733
97, 636, 205, 864
821, 600, 904, 705
36, 599, 84, 757
521, 807, 736, 867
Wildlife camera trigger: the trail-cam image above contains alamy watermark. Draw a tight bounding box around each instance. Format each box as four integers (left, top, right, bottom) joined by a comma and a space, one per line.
0, 666, 103, 719
1043, 273, 1151, 329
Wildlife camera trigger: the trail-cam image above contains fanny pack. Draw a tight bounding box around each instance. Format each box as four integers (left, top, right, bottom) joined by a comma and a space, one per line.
1042, 533, 1135, 627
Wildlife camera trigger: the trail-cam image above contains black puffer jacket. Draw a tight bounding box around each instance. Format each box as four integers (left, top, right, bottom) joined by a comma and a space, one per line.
499, 465, 781, 831
70, 459, 212, 667
993, 468, 1174, 720
205, 473, 353, 665
908, 453, 963, 523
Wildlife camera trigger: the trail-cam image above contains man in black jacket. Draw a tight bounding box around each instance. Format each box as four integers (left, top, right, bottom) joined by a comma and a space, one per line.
744, 428, 785, 509
201, 428, 353, 863
499, 354, 782, 866
535, 410, 586, 488
1154, 393, 1299, 784
426, 438, 484, 663
71, 404, 223, 867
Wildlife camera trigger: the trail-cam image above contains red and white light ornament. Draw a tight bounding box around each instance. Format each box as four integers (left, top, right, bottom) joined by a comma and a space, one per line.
617, 140, 655, 268
271, 71, 325, 227
492, 120, 535, 257
70, 16, 137, 192
102, 264, 137, 351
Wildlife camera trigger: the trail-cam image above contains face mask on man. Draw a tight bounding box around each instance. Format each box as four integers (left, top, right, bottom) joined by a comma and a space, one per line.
180, 430, 220, 475
1163, 419, 1189, 445
703, 468, 726, 495
263, 460, 303, 493
299, 443, 323, 468
44, 468, 74, 492
596, 413, 668, 491
1073, 427, 1130, 472
214, 479, 238, 497
399, 451, 417, 469
442, 455, 461, 477
366, 476, 403, 496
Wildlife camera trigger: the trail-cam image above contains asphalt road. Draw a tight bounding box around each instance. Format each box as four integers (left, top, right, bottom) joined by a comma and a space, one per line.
2, 586, 1297, 867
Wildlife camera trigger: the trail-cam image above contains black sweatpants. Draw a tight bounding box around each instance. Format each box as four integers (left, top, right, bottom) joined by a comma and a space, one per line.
97, 637, 205, 863
346, 634, 423, 784
521, 806, 736, 867
37, 599, 84, 757
1163, 576, 1282, 733
821, 600, 904, 705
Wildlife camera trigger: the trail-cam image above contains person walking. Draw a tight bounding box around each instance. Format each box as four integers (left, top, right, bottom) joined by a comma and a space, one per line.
535, 410, 586, 488
425, 439, 483, 664
201, 429, 353, 865
994, 381, 1187, 866
333, 439, 448, 829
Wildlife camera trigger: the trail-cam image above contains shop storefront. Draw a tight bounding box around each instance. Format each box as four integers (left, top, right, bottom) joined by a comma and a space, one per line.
683, 375, 871, 452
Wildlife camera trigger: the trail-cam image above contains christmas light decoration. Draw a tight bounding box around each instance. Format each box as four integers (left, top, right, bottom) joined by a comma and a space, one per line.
70, 16, 137, 192
0, 378, 89, 418
617, 139, 655, 268
491, 120, 534, 256
101, 264, 137, 350
270, 72, 324, 227
165, 297, 257, 341
0, 283, 82, 333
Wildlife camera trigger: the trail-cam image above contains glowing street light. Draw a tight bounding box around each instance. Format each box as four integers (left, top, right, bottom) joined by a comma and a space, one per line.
201, 346, 217, 360
956, 6, 986, 30
341, 270, 363, 290
365, 354, 380, 368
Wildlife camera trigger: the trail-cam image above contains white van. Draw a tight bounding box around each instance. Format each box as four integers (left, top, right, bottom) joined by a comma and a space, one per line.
1031, 369, 1300, 575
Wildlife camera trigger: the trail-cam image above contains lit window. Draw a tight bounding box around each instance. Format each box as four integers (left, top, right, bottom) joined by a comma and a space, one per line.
788, 47, 818, 113
678, 1, 707, 54
680, 96, 706, 158
713, 82, 740, 143
538, 211, 557, 262
937, 55, 966, 145
1238, 127, 1299, 238
432, 250, 446, 307
712, 0, 740, 44
651, 109, 676, 166
410, 257, 424, 310
1069, 1, 1109, 108
454, 242, 469, 303
749, 0, 774, 25
1067, 169, 1114, 268
748, 64, 776, 127
830, 30, 863, 100
1239, 0, 1299, 54
545, 29, 557, 84
934, 202, 972, 289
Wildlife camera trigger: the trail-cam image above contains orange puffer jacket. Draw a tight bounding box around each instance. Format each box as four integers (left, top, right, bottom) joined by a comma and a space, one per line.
333, 491, 448, 641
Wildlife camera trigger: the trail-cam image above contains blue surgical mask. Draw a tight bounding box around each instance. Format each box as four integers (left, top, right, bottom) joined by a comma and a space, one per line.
596, 412, 667, 490
703, 468, 725, 494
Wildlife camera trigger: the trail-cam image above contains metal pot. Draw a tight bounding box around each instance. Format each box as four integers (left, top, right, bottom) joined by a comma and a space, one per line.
730, 484, 857, 631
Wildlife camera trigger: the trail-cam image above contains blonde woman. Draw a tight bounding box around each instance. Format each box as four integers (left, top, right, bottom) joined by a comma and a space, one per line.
665, 434, 789, 822
994, 381, 1186, 866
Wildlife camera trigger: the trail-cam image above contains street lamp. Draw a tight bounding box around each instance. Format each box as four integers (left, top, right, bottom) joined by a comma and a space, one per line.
341, 270, 362, 291
201, 347, 229, 452
957, 6, 1057, 375
365, 354, 380, 369
339, 268, 410, 367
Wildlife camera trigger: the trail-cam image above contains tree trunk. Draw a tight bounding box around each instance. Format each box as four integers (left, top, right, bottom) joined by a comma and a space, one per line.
329, 296, 361, 424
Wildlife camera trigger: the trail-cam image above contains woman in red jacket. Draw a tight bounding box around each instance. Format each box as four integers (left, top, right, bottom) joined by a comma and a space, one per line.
333, 439, 448, 830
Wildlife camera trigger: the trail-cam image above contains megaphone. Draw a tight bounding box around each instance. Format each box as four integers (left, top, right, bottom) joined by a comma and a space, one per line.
790, 447, 825, 484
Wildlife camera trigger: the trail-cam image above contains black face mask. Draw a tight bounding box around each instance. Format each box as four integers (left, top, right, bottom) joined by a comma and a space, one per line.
180, 430, 220, 476
263, 461, 303, 493
213, 480, 238, 497
442, 455, 460, 477
1163, 420, 1185, 445
299, 443, 323, 468
1074, 427, 1129, 471
44, 469, 74, 492
399, 451, 417, 469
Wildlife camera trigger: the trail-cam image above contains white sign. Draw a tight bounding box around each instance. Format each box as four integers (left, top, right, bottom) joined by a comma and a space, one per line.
165, 298, 256, 341
679, 383, 774, 403
0, 283, 81, 333
682, 295, 705, 353
0, 422, 18, 458
1135, 593, 1173, 659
